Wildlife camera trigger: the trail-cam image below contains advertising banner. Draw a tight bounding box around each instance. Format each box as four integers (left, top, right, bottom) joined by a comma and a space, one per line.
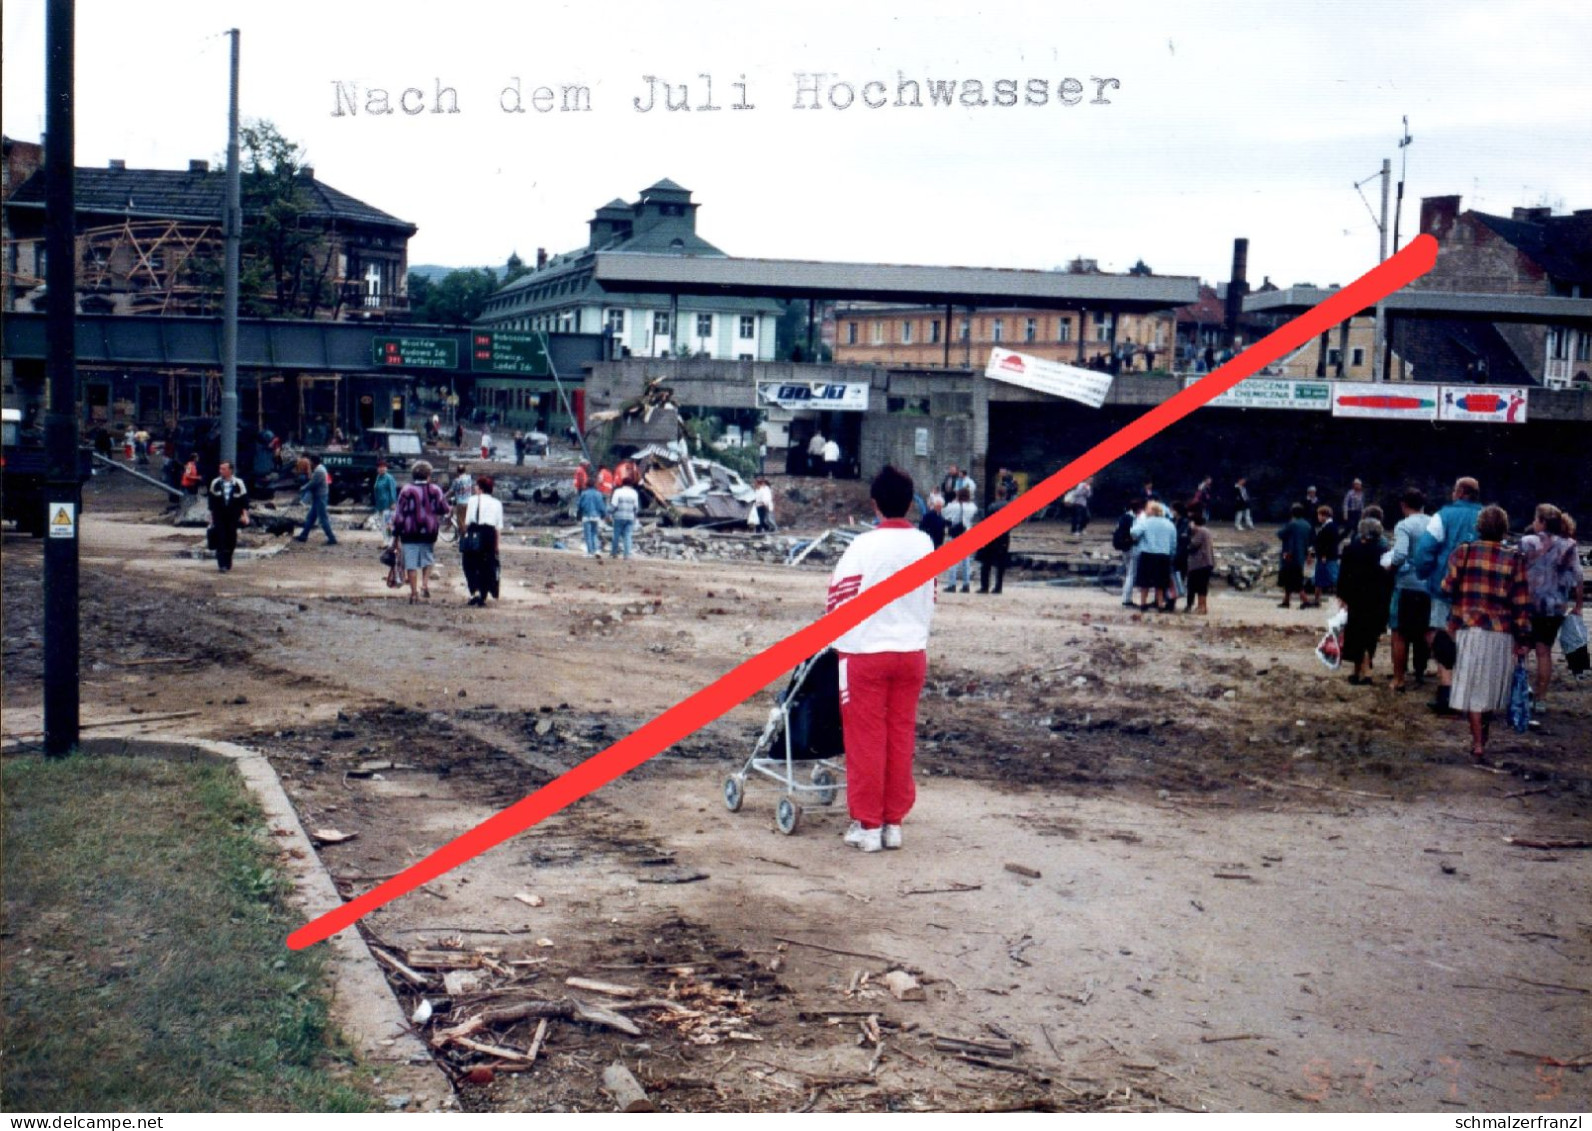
1182, 376, 1332, 411
1438, 385, 1529, 423
1330, 381, 1439, 421
756, 381, 870, 412
985, 348, 1113, 408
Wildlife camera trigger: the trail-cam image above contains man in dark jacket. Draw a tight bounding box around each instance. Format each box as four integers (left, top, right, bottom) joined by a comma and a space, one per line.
977, 497, 1012, 595
207, 461, 250, 572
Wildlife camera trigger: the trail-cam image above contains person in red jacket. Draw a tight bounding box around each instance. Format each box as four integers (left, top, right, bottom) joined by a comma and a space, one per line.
825, 465, 937, 854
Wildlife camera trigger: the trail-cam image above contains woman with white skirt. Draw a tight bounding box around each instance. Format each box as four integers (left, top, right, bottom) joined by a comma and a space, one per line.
1440, 505, 1533, 763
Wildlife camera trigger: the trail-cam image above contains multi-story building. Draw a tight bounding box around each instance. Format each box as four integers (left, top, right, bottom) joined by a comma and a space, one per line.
1397, 195, 1592, 387
832, 301, 1175, 372
3, 144, 416, 320
477, 179, 781, 360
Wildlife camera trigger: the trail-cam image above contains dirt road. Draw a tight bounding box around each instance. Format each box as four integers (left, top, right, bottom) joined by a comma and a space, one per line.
3, 470, 1588, 1112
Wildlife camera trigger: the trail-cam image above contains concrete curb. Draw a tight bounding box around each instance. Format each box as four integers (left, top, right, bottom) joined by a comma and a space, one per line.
17, 734, 456, 1112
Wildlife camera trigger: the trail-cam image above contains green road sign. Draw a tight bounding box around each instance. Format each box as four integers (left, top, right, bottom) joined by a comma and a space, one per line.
471, 330, 549, 375
373, 336, 459, 369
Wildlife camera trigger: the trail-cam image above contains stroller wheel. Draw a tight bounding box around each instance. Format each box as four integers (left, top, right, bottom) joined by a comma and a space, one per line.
810, 766, 838, 806
723, 775, 745, 813
775, 796, 802, 836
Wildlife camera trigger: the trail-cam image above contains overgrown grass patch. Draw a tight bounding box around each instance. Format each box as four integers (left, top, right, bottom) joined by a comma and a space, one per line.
1, 750, 374, 1112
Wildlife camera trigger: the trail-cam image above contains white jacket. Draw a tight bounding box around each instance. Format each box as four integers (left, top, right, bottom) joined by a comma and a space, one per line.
826, 521, 936, 653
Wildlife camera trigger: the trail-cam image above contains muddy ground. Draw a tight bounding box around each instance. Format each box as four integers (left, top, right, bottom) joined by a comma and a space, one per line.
2, 464, 1589, 1112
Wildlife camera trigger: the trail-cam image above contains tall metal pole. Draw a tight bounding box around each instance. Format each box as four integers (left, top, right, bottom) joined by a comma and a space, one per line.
1386, 118, 1413, 382
1371, 157, 1390, 381
220, 28, 241, 466
42, 0, 80, 756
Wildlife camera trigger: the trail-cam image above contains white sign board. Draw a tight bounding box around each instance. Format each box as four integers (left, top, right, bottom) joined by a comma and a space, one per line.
756, 381, 869, 412
1182, 376, 1332, 411
985, 348, 1113, 409
1437, 385, 1529, 423
48, 501, 77, 538
1330, 381, 1439, 421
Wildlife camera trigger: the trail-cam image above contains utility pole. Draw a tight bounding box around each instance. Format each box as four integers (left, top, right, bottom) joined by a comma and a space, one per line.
1371, 157, 1390, 381
1385, 117, 1413, 382
220, 28, 241, 467
42, 0, 79, 756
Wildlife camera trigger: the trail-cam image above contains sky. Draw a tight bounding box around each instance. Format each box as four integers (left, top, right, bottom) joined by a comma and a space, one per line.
4, 0, 1590, 289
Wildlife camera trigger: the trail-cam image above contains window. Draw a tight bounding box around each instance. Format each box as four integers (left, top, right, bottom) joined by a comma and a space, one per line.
959, 319, 970, 342
992, 318, 1003, 343
1351, 347, 1365, 367
739, 315, 756, 340
1057, 319, 1071, 343
1025, 317, 1037, 343
1549, 327, 1569, 360
871, 322, 884, 345
930, 320, 941, 344
847, 322, 858, 345
697, 313, 713, 338
654, 311, 671, 336
1328, 348, 1343, 367
606, 309, 625, 334
901, 320, 913, 344
1094, 315, 1113, 342
738, 353, 753, 361
1575, 330, 1591, 362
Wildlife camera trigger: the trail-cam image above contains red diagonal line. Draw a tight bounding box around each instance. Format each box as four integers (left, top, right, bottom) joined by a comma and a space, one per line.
288, 235, 1437, 950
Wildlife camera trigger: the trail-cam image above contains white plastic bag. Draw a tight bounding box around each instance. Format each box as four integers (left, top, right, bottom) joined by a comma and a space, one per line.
1560, 612, 1588, 654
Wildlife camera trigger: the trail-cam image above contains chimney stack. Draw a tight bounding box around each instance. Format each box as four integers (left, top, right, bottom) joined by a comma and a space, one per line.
1223, 237, 1249, 348
536, 247, 547, 269
1419, 195, 1462, 240
188, 159, 209, 173
107, 159, 126, 170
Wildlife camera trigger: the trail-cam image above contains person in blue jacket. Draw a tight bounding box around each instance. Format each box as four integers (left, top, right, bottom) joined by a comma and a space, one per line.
1413, 476, 1484, 715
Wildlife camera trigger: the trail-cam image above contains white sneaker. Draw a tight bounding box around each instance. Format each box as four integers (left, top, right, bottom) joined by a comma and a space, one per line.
882, 824, 903, 850
843, 821, 882, 852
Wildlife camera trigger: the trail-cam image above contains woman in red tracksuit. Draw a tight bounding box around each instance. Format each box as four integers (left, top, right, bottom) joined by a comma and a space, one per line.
825, 466, 937, 854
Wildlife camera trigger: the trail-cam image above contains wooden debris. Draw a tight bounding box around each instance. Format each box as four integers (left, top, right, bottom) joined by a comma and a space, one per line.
771, 936, 895, 963
1212, 873, 1255, 881
310, 828, 358, 845
603, 1061, 656, 1112
526, 1017, 550, 1062
370, 946, 430, 988
1503, 837, 1592, 851
637, 870, 709, 884
1200, 1033, 1264, 1044
513, 892, 545, 907
573, 1000, 644, 1036
453, 1035, 533, 1063
565, 976, 642, 999
933, 1034, 1016, 1059
404, 950, 486, 971
1004, 863, 1042, 879
881, 970, 926, 1002
902, 882, 981, 896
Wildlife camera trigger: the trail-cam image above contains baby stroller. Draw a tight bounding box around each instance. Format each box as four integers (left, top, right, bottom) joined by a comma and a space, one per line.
724, 649, 845, 835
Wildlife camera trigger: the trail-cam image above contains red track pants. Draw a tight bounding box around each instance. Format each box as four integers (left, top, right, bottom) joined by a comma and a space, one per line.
838, 650, 927, 829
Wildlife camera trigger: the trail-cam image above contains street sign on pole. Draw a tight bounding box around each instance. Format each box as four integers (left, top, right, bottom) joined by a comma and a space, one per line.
373, 336, 459, 369
471, 330, 550, 375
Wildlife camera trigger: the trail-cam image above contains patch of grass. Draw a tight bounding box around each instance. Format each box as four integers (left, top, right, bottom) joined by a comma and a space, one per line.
1, 751, 374, 1112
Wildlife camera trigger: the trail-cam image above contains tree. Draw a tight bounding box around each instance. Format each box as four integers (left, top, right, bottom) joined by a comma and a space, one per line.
235, 120, 338, 318
406, 268, 499, 325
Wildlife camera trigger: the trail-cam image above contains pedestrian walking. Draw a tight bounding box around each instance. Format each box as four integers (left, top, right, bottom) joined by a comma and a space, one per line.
392, 461, 450, 603
1441, 505, 1532, 763
294, 454, 337, 545
1114, 497, 1146, 606
460, 477, 503, 607
1185, 510, 1215, 614
206, 461, 250, 572
1276, 503, 1313, 608
1338, 518, 1395, 685
826, 466, 936, 853
448, 464, 475, 537
1413, 477, 1485, 715
1343, 478, 1366, 534
1233, 476, 1254, 531
976, 495, 1011, 594
609, 477, 640, 559
942, 487, 978, 593
371, 459, 398, 532
1519, 503, 1583, 715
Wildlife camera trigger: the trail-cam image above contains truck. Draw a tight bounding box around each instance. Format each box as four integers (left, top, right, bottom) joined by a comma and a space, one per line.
1, 408, 93, 536
311, 428, 424, 505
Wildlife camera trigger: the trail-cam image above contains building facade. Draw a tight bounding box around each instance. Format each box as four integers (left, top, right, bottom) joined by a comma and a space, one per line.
477, 179, 781, 361
1398, 195, 1592, 388
832, 302, 1176, 373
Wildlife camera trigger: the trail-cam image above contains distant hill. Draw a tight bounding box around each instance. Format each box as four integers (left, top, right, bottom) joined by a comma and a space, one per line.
408, 264, 497, 284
